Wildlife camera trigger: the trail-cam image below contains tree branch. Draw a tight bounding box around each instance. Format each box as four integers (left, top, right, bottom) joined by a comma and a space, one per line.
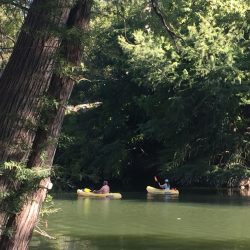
34, 226, 56, 240
150, 0, 182, 50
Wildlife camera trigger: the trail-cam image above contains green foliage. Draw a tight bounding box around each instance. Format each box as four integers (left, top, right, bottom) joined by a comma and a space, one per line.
0, 3, 24, 69
0, 161, 51, 214
40, 194, 60, 217
53, 0, 250, 188
0, 161, 50, 182
1, 225, 13, 238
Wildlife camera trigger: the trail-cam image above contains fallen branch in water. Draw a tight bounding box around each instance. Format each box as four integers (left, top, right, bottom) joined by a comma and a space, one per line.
34, 225, 56, 240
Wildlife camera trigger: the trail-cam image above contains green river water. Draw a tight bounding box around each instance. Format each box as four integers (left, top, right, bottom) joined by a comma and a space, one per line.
30, 189, 250, 250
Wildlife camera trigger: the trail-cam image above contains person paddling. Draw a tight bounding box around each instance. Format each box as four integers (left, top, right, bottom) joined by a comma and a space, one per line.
93, 180, 110, 194
155, 177, 170, 190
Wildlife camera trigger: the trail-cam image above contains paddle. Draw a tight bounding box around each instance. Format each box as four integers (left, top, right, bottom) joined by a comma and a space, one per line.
154, 176, 160, 186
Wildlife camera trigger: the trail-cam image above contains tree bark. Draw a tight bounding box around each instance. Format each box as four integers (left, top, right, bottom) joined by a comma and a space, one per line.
0, 0, 72, 243
27, 0, 92, 169
0, 0, 70, 163
0, 1, 92, 249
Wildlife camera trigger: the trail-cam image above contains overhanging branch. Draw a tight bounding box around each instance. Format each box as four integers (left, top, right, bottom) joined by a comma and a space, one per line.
150, 0, 182, 50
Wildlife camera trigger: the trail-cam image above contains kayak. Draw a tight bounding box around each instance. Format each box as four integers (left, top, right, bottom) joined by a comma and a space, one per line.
77, 189, 122, 199
146, 186, 179, 195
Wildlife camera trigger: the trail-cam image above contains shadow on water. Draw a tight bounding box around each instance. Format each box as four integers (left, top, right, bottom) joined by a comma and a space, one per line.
52, 187, 250, 206
30, 234, 250, 250
176, 188, 250, 206
118, 188, 250, 206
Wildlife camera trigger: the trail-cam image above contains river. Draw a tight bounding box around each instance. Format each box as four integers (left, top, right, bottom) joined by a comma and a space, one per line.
30, 189, 250, 249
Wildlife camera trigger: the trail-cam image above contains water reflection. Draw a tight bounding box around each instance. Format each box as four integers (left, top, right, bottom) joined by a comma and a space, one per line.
239, 188, 250, 197
30, 233, 250, 250
77, 197, 110, 218
146, 193, 179, 201
225, 188, 250, 197
30, 191, 250, 250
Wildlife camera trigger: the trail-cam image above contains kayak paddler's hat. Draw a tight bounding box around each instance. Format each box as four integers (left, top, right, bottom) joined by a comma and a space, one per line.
165, 179, 169, 183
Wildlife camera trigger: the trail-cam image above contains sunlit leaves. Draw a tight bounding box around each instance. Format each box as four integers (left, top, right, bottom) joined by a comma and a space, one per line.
55, 0, 250, 188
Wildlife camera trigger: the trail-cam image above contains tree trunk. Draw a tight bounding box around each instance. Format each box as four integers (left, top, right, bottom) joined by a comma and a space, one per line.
0, 0, 72, 242
0, 1, 92, 249
0, 179, 49, 250
27, 0, 92, 169
0, 0, 70, 163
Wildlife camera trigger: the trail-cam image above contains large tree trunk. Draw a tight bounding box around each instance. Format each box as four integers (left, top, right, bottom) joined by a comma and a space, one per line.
0, 0, 72, 243
0, 0, 70, 163
0, 1, 92, 249
27, 0, 92, 169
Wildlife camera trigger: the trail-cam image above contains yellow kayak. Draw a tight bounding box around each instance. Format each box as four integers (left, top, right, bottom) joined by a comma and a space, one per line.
146, 186, 179, 195
77, 189, 122, 199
